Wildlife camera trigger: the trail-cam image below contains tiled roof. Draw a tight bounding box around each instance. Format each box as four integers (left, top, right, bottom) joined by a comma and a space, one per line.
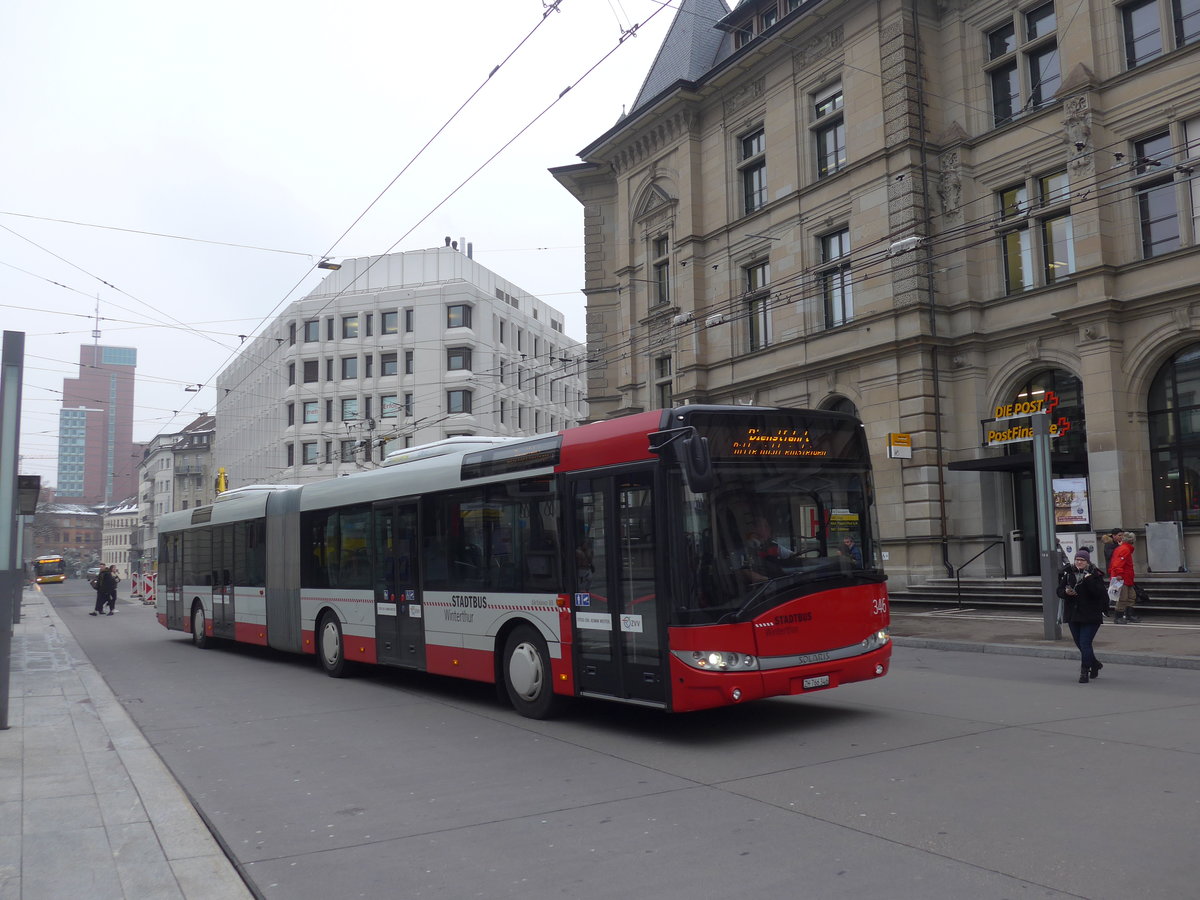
630, 0, 732, 115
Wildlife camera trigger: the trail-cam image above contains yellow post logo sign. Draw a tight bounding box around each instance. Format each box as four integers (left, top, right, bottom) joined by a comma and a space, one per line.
983, 390, 1073, 447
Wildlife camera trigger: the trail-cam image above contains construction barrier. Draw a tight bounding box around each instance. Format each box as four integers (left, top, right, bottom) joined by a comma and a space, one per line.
141, 572, 154, 605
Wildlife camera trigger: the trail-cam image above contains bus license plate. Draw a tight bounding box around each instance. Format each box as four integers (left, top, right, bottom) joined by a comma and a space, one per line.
803, 675, 830, 689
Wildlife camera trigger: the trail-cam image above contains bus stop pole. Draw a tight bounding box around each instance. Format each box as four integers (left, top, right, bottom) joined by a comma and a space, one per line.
0, 331, 28, 729
1032, 413, 1061, 641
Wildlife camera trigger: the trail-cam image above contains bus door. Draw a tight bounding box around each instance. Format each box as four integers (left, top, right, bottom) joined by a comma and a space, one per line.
372, 501, 425, 668
211, 524, 235, 639
568, 470, 665, 706
163, 533, 186, 631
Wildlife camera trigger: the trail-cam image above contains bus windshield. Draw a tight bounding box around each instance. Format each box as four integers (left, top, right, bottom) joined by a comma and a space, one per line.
33, 556, 66, 582
675, 463, 878, 624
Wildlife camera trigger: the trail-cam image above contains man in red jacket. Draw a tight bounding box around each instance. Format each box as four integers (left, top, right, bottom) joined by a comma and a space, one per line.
1108, 531, 1140, 624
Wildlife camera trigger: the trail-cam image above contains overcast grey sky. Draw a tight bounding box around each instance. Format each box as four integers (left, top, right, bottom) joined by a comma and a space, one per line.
1, 0, 683, 486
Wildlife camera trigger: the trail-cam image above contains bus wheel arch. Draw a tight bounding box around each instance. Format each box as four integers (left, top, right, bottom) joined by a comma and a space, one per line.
317, 609, 347, 678
190, 600, 209, 649
499, 622, 563, 719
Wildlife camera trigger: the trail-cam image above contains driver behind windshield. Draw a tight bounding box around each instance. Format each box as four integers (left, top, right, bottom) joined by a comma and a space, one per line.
740, 515, 794, 584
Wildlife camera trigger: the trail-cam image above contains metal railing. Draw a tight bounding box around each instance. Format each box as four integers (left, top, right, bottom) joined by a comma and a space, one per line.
955, 539, 1006, 607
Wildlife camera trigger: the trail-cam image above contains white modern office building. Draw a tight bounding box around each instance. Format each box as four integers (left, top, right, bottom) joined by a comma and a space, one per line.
214, 244, 588, 488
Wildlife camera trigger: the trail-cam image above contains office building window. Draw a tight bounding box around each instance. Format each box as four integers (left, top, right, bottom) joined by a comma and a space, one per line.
652, 236, 670, 306
286, 443, 295, 466
303, 320, 319, 342
382, 310, 398, 334
288, 362, 295, 386
447, 347, 472, 371
404, 308, 414, 332
405, 350, 414, 374
303, 360, 318, 383
447, 304, 472, 329
744, 260, 771, 352
820, 228, 853, 328
447, 389, 472, 414
986, 3, 1059, 126
813, 82, 846, 178
381, 352, 398, 376
286, 403, 295, 426
1123, 0, 1200, 68
341, 398, 358, 421
740, 127, 767, 214
303, 400, 319, 424
1133, 130, 1182, 258
341, 439, 357, 462
997, 170, 1075, 292
655, 355, 673, 409
342, 315, 359, 339
341, 356, 358, 379
381, 395, 398, 418
302, 442, 319, 465
404, 393, 413, 417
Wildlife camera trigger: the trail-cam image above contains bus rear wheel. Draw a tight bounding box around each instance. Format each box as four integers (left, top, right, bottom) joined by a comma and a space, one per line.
318, 613, 346, 677
502, 626, 562, 719
191, 605, 209, 649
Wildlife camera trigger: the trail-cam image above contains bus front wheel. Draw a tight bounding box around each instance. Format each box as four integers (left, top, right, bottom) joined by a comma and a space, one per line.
502, 626, 562, 719
318, 613, 346, 677
191, 605, 209, 649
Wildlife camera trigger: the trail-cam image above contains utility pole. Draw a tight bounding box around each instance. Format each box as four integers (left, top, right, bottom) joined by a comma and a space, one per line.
1032, 414, 1062, 640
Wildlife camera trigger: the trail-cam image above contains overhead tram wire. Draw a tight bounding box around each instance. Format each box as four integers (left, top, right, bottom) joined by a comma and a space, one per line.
0, 223, 233, 351
178, 0, 579, 432
208, 1, 672, 425
0, 211, 314, 259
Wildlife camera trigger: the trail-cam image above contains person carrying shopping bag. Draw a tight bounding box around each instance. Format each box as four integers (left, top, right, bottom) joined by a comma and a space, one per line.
1108, 532, 1140, 624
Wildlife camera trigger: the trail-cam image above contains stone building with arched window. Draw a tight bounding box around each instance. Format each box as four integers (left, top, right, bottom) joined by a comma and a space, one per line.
553, 0, 1200, 586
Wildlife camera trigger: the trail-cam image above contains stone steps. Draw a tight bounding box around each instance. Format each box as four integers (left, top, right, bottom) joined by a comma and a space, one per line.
888, 576, 1200, 615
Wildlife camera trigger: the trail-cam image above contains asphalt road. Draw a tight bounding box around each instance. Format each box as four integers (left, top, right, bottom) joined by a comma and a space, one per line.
45, 582, 1200, 899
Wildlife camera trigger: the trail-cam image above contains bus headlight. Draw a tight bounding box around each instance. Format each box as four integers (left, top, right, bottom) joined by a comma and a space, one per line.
862, 629, 890, 652
678, 650, 759, 671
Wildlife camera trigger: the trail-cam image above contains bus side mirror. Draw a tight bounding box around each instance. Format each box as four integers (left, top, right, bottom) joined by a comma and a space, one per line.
679, 433, 715, 494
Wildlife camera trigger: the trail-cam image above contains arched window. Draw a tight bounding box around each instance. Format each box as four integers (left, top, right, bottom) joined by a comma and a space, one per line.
823, 396, 859, 417
1002, 368, 1086, 459
1148, 345, 1200, 524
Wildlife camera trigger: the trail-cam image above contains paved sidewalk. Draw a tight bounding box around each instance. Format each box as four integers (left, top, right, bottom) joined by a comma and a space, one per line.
891, 604, 1200, 669
1, 587, 253, 900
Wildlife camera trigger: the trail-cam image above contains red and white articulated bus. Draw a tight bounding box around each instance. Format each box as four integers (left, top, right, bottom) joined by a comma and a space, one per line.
156, 406, 890, 718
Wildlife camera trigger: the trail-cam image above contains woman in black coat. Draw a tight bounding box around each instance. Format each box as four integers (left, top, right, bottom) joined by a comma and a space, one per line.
1056, 548, 1107, 682
91, 567, 116, 616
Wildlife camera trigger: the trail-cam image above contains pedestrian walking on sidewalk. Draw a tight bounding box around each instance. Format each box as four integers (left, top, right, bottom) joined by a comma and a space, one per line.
104, 565, 120, 615
1057, 549, 1107, 682
91, 566, 117, 616
1109, 532, 1140, 624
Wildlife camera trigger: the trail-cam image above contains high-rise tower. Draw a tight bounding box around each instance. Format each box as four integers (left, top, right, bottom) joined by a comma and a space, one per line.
57, 345, 138, 507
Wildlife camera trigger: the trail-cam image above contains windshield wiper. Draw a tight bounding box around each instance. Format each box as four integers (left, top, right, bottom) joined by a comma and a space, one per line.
714, 567, 883, 625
